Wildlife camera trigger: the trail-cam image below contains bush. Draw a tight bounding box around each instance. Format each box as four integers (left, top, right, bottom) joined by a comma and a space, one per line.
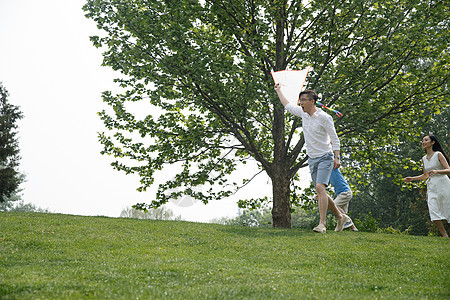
352, 212, 380, 232
377, 226, 412, 235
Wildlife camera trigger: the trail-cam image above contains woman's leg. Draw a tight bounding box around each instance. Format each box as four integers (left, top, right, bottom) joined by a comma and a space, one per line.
433, 220, 448, 237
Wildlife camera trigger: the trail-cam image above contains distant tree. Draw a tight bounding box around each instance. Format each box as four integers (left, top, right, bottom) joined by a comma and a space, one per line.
212, 205, 316, 228
120, 205, 181, 220
84, 0, 449, 228
0, 191, 22, 211
0, 185, 23, 212
219, 207, 273, 227
0, 83, 24, 203
347, 107, 450, 235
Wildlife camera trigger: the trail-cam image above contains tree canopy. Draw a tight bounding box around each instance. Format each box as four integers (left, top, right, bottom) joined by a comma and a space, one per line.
84, 0, 449, 227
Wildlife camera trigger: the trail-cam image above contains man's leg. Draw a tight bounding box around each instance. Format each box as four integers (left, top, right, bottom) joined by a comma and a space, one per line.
316, 183, 329, 226
325, 194, 344, 219
312, 153, 344, 233
317, 184, 348, 231
314, 154, 333, 226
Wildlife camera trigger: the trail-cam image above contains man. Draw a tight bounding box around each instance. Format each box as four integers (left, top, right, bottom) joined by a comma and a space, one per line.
274, 84, 350, 233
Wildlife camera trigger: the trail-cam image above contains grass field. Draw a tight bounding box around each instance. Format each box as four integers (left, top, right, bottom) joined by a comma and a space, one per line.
0, 212, 448, 299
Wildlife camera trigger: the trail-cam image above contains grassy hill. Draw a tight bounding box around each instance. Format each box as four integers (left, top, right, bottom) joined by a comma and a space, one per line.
0, 212, 448, 299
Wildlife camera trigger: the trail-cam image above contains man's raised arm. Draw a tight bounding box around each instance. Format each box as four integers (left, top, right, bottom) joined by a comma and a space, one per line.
274, 83, 289, 107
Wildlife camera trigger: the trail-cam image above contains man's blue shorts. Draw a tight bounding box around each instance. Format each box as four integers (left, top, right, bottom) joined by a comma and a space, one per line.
308, 153, 333, 187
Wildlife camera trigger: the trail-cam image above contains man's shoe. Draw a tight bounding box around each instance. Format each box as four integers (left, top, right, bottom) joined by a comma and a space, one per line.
313, 224, 326, 233
335, 215, 350, 232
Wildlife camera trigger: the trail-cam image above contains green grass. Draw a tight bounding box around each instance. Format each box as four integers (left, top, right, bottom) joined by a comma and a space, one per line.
0, 212, 448, 299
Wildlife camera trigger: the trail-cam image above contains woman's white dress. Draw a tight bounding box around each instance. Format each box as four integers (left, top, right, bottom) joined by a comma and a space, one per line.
422, 152, 450, 221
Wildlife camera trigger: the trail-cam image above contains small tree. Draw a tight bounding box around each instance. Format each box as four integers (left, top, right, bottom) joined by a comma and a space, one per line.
0, 83, 24, 203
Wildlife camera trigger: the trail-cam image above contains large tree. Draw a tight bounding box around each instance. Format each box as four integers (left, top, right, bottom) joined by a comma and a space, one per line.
0, 83, 24, 203
84, 0, 449, 227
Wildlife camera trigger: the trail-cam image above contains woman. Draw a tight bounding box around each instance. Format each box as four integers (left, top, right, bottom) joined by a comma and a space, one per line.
404, 134, 450, 237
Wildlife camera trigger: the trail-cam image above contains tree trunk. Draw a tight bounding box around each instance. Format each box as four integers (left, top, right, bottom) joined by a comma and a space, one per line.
271, 171, 291, 228
271, 101, 291, 228
269, 3, 291, 228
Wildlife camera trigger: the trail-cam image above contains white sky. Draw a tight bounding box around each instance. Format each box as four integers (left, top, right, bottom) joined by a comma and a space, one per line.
0, 0, 290, 222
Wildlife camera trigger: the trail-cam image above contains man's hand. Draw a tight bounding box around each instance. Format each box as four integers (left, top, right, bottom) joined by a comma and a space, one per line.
333, 157, 340, 169
274, 83, 281, 91
274, 83, 289, 107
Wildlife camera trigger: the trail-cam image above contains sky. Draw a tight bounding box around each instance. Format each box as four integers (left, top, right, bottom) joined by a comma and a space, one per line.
0, 0, 290, 222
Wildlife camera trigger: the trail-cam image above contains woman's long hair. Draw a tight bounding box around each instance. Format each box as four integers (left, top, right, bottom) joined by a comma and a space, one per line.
425, 134, 450, 164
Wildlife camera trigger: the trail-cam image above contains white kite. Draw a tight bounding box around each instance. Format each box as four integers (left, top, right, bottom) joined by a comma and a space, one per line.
271, 66, 343, 117
271, 67, 312, 104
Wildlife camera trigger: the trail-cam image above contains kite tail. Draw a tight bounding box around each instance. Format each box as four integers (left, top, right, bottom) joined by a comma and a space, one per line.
316, 101, 343, 117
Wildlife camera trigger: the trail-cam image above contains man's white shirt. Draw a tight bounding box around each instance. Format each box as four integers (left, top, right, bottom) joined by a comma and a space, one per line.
285, 103, 340, 159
